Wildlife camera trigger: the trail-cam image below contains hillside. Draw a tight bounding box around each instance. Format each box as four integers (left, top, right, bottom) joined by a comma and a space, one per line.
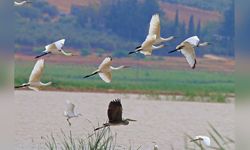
160, 2, 222, 25
46, 0, 222, 25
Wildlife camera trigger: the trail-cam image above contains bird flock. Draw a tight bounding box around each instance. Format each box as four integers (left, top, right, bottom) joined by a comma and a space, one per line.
15, 1, 212, 149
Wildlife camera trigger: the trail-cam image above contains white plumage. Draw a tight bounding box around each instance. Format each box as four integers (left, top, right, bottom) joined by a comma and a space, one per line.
35, 39, 75, 58
168, 36, 210, 69
153, 144, 159, 150
191, 135, 211, 147
15, 59, 52, 91
64, 101, 81, 126
129, 13, 177, 56
83, 56, 129, 83
129, 35, 165, 56
14, 1, 32, 6
148, 14, 175, 45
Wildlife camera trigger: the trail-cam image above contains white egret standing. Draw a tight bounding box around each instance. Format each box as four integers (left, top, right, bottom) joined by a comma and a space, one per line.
83, 56, 129, 83
15, 59, 52, 91
64, 100, 82, 126
14, 1, 32, 6
94, 99, 136, 131
190, 135, 211, 147
35, 39, 75, 58
168, 36, 211, 69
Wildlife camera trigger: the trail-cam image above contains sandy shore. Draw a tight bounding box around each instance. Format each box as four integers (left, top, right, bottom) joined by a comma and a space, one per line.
15, 91, 234, 149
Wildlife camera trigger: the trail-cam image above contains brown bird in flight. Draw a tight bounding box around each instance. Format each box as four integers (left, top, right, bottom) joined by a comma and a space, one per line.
94, 99, 136, 131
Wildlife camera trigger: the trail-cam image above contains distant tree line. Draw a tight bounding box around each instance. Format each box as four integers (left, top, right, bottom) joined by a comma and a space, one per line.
15, 0, 234, 57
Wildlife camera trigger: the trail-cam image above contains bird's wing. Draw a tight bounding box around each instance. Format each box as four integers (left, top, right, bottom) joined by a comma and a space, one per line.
29, 59, 45, 82
148, 14, 160, 38
45, 43, 57, 52
142, 35, 157, 49
54, 39, 65, 50
98, 57, 112, 70
66, 101, 75, 114
181, 43, 196, 69
184, 36, 200, 47
202, 136, 211, 146
99, 72, 112, 83
139, 50, 152, 56
45, 39, 65, 52
107, 99, 123, 123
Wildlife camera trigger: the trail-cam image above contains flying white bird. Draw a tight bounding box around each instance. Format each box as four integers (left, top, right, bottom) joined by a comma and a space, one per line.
190, 135, 211, 147
148, 14, 175, 45
168, 36, 211, 69
129, 35, 165, 56
14, 1, 32, 6
94, 99, 136, 131
35, 39, 75, 58
14, 59, 52, 91
129, 14, 175, 56
83, 56, 129, 83
64, 100, 82, 126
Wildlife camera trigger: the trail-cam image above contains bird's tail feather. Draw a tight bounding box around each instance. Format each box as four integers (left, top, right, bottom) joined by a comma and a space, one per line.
35, 52, 50, 59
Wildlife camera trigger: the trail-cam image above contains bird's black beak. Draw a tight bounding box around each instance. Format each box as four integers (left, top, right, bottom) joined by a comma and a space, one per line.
127, 119, 136, 121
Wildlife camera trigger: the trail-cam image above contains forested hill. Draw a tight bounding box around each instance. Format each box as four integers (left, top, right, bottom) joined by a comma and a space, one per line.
15, 0, 234, 57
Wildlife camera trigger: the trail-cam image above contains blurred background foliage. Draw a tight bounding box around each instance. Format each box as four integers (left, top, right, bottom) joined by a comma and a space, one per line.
15, 0, 234, 57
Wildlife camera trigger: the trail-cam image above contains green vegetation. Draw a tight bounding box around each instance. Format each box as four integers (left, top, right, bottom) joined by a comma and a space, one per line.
184, 123, 235, 150
15, 61, 234, 99
41, 124, 234, 150
15, 0, 234, 57
164, 0, 232, 12
42, 128, 118, 150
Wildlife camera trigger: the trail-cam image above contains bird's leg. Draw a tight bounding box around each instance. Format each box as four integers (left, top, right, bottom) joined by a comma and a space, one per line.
67, 118, 71, 126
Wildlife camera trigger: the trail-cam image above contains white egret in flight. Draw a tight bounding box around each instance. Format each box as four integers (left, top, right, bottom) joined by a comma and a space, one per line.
35, 39, 75, 58
190, 135, 211, 147
83, 56, 129, 83
148, 14, 175, 45
129, 14, 176, 56
94, 99, 136, 131
15, 59, 52, 91
129, 35, 165, 56
168, 36, 211, 69
14, 1, 32, 6
64, 100, 82, 126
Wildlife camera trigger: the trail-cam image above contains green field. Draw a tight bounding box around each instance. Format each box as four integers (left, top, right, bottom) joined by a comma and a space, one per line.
15, 61, 234, 99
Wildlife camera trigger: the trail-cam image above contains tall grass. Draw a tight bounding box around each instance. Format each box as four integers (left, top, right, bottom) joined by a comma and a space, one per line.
41, 128, 117, 150
41, 124, 234, 150
183, 123, 235, 150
